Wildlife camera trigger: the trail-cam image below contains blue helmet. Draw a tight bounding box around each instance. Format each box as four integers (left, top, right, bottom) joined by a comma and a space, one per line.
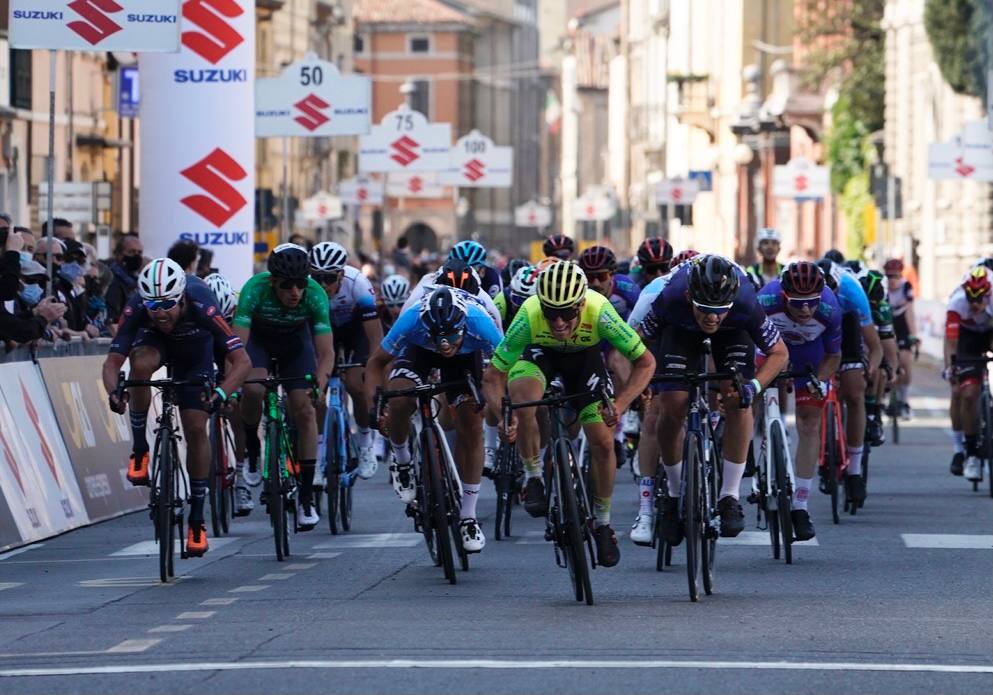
448, 240, 487, 268
420, 286, 468, 339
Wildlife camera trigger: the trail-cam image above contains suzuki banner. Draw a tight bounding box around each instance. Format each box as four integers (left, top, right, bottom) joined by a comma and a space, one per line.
338, 175, 384, 206
359, 107, 452, 173
9, 0, 181, 52
256, 54, 371, 138
386, 172, 447, 199
140, 0, 255, 289
440, 130, 513, 188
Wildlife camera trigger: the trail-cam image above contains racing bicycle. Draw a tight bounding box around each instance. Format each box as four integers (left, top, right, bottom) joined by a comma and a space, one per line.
320, 360, 363, 534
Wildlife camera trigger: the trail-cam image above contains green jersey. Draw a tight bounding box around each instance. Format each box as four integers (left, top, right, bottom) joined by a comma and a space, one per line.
233, 272, 332, 336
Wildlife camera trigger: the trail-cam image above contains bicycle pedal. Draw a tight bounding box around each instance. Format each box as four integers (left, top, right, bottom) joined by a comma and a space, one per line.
746, 493, 759, 504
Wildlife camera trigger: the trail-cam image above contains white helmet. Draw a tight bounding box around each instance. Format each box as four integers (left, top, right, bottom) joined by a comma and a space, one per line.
138, 258, 186, 302
310, 241, 348, 272
509, 265, 538, 301
381, 274, 411, 306
204, 272, 237, 319
757, 227, 782, 244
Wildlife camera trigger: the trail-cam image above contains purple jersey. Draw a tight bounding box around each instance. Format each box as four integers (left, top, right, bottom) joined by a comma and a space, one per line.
757, 280, 842, 354
608, 273, 641, 321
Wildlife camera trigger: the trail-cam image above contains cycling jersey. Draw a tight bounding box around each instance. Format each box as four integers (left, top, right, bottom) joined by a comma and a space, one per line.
490, 290, 646, 373
493, 289, 523, 330
604, 273, 641, 320
757, 280, 842, 353
404, 271, 502, 330
945, 287, 993, 339
834, 271, 874, 328
381, 288, 502, 357
477, 264, 503, 299
869, 297, 895, 341
233, 272, 331, 336
327, 265, 378, 326
888, 280, 913, 317
747, 261, 784, 289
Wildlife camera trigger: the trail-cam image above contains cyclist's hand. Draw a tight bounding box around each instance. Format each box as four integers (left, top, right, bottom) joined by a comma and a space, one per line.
942, 366, 957, 383
600, 399, 620, 428
739, 380, 759, 408
806, 378, 828, 399
108, 390, 127, 415
500, 413, 518, 443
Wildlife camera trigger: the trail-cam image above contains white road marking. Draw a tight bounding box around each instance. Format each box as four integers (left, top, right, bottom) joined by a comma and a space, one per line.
228, 585, 268, 593
718, 531, 819, 547
78, 577, 187, 588
111, 537, 240, 556
0, 658, 989, 678
175, 611, 215, 620
306, 552, 342, 560
901, 534, 993, 549
0, 583, 23, 592
284, 563, 317, 570
201, 597, 238, 606
258, 573, 294, 581
148, 625, 192, 634
311, 533, 421, 549
105, 639, 161, 654
0, 544, 44, 560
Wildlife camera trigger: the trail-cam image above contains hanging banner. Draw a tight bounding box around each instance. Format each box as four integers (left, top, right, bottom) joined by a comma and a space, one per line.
9, 0, 181, 51
573, 191, 616, 222
386, 172, 446, 199
928, 120, 993, 182
298, 192, 343, 226
359, 107, 452, 173
139, 0, 255, 289
256, 53, 371, 138
440, 130, 514, 188
515, 200, 552, 228
338, 175, 384, 206
655, 178, 701, 206
773, 156, 830, 200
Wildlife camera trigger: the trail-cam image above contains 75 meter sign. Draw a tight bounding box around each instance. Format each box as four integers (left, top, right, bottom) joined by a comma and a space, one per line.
440, 130, 513, 188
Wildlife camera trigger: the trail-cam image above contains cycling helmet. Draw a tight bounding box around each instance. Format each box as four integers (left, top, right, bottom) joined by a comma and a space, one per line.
756, 227, 782, 244
858, 268, 887, 303
844, 259, 864, 274
816, 259, 842, 292
537, 261, 588, 308
448, 240, 487, 267
310, 241, 348, 272
978, 257, 993, 272
381, 274, 411, 306
138, 258, 187, 302
672, 249, 699, 267
688, 255, 739, 308
420, 286, 468, 336
542, 234, 575, 259
501, 258, 530, 286
204, 272, 237, 318
637, 238, 674, 269
780, 261, 824, 297
883, 258, 904, 274
437, 258, 481, 295
578, 245, 617, 273
822, 249, 846, 265
509, 265, 538, 303
617, 259, 631, 275
534, 256, 563, 275
962, 267, 992, 300
267, 243, 310, 279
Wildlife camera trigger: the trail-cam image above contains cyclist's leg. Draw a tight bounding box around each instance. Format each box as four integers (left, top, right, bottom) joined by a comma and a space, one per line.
123, 333, 163, 484
655, 325, 695, 496
383, 347, 427, 501
838, 313, 867, 477
956, 330, 992, 473
239, 332, 271, 483
711, 330, 756, 509
339, 321, 378, 475
507, 349, 547, 516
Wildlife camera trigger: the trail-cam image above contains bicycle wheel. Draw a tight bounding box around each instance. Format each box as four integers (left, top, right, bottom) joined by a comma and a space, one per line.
890, 392, 900, 445
423, 428, 455, 584
556, 439, 592, 605
684, 432, 702, 602
266, 420, 286, 562
326, 418, 340, 535
824, 403, 841, 525
981, 389, 993, 498
493, 446, 510, 541
701, 442, 718, 596
771, 424, 793, 565
341, 432, 354, 532
156, 435, 172, 583
218, 422, 232, 535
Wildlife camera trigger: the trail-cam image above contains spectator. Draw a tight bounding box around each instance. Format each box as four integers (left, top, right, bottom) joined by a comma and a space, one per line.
1, 216, 22, 301
83, 261, 112, 337
289, 233, 310, 249
105, 233, 143, 323
0, 259, 66, 347
392, 236, 412, 270
42, 217, 75, 242
42, 238, 91, 336
167, 239, 199, 274
33, 236, 66, 270
15, 227, 35, 255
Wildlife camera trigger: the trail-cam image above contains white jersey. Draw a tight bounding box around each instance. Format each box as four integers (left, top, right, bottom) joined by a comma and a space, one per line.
328, 265, 378, 326
404, 272, 503, 333
888, 280, 913, 317
627, 260, 693, 329
947, 286, 993, 334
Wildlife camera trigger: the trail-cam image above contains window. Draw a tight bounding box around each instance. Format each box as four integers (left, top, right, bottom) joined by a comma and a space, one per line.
409, 79, 430, 118
409, 36, 430, 54
353, 34, 364, 54
9, 48, 31, 110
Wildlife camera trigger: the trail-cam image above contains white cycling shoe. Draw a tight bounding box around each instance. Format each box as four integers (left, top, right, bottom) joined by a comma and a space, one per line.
630, 512, 655, 546
297, 500, 320, 530
459, 518, 485, 553
235, 484, 254, 517
241, 461, 262, 488
357, 447, 379, 480
964, 456, 983, 482
390, 459, 416, 503
622, 410, 641, 436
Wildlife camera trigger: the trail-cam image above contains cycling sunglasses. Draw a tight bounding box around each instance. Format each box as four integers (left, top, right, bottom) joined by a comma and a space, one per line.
144, 298, 179, 312
278, 278, 308, 290
431, 328, 465, 346
786, 295, 821, 310
312, 271, 340, 285
691, 300, 733, 316
586, 271, 611, 282
35, 253, 63, 263
643, 263, 668, 275
885, 274, 901, 280
542, 304, 581, 322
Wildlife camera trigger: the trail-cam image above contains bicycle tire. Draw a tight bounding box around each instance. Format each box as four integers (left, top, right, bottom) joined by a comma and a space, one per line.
266, 419, 286, 562
156, 434, 172, 583
762, 450, 779, 560
341, 430, 354, 532
850, 447, 869, 515
825, 402, 841, 525
684, 432, 701, 602
890, 392, 900, 445
701, 440, 717, 596
556, 439, 592, 605
221, 422, 236, 534
423, 428, 455, 584
771, 424, 793, 565
326, 417, 340, 534
494, 479, 507, 541
982, 389, 993, 498
207, 416, 221, 538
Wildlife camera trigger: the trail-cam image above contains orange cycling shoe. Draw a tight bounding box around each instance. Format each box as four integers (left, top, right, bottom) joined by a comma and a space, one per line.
186, 523, 209, 557
126, 451, 150, 486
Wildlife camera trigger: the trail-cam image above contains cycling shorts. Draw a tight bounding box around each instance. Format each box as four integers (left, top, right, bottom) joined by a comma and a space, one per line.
955, 329, 993, 386
778, 341, 827, 409
507, 345, 614, 424
654, 325, 755, 393
131, 329, 213, 411
333, 318, 372, 363
246, 325, 316, 391
388, 345, 483, 408
840, 312, 865, 372
894, 314, 913, 350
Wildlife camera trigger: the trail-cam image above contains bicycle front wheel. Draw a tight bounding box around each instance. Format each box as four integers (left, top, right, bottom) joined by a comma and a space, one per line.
701, 441, 718, 596
825, 403, 841, 525
424, 428, 455, 584
156, 436, 173, 583
556, 439, 592, 605
684, 432, 702, 602
771, 424, 793, 565
981, 388, 993, 498
266, 420, 286, 561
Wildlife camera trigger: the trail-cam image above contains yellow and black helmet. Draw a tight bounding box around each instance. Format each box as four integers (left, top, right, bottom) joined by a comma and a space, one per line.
537, 261, 588, 309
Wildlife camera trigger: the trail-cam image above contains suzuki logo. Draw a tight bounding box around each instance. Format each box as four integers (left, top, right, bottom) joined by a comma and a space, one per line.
357, 188, 368, 201
67, 0, 123, 46
672, 187, 683, 202
180, 148, 247, 227
463, 159, 485, 182
794, 174, 808, 192
954, 155, 975, 178
182, 0, 244, 65
408, 176, 423, 194
294, 94, 330, 132
390, 136, 420, 167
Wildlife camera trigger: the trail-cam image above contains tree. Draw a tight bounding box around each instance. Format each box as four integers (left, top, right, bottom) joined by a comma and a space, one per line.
924, 0, 992, 104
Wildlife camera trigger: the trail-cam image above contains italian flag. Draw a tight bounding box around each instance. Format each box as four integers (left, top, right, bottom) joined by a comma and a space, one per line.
545, 90, 562, 135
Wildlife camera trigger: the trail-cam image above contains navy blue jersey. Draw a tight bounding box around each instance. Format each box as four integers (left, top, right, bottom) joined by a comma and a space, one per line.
477, 265, 503, 299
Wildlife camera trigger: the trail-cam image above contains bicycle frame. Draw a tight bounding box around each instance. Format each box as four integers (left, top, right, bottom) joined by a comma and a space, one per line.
751, 387, 796, 510
819, 380, 848, 480
321, 372, 357, 488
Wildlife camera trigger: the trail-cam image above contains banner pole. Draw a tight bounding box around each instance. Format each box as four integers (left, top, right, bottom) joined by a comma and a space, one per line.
45, 49, 57, 297
282, 136, 290, 242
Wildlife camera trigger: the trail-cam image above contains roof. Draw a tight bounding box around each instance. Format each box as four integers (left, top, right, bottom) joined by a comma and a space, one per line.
354, 0, 471, 24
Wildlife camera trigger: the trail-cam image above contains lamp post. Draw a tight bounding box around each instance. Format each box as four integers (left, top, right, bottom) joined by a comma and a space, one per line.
730, 65, 762, 263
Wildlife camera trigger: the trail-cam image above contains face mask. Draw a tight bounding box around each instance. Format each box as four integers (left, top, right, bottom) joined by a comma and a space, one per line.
60, 262, 85, 283
122, 254, 142, 273
19, 284, 42, 307
84, 277, 102, 295
19, 252, 32, 265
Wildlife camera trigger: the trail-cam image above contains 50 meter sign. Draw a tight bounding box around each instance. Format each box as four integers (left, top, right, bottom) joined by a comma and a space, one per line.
440, 129, 514, 188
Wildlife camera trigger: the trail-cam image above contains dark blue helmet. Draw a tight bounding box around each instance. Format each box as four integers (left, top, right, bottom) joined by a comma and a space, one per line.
420, 286, 468, 338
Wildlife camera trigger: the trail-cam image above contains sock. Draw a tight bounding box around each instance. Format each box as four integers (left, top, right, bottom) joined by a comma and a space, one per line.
523, 455, 542, 479
952, 430, 965, 454
719, 459, 746, 500
965, 435, 979, 457
793, 477, 812, 511
592, 496, 611, 527
614, 425, 625, 443
663, 462, 682, 497
357, 427, 372, 449
847, 446, 864, 476
484, 423, 499, 451
189, 478, 208, 525
298, 459, 316, 503
374, 432, 387, 459
638, 476, 655, 514
129, 409, 148, 453
390, 438, 411, 466
461, 482, 481, 519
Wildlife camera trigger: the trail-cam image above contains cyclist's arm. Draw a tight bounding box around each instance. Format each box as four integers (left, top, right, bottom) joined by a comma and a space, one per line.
905, 300, 918, 337
881, 335, 899, 378
356, 278, 385, 349
364, 345, 395, 411
614, 350, 655, 415
314, 331, 334, 393
862, 323, 883, 374
944, 310, 960, 370
362, 315, 384, 353
482, 362, 509, 425
489, 305, 533, 373
756, 338, 789, 388
101, 351, 126, 399
817, 352, 841, 383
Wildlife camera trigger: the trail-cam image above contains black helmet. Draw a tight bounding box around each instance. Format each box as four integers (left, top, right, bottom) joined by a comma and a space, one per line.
637, 237, 674, 269
815, 259, 841, 292
543, 234, 575, 259
822, 249, 846, 265
437, 258, 480, 295
578, 245, 617, 273
267, 243, 310, 280
419, 286, 468, 337
844, 259, 863, 274
688, 255, 740, 307
501, 258, 530, 286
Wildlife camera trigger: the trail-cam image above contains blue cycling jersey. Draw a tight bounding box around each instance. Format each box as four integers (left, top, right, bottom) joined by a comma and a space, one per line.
607, 273, 641, 320
836, 271, 874, 328
628, 274, 669, 328
381, 289, 503, 357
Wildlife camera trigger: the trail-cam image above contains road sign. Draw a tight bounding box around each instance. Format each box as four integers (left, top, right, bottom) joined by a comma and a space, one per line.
38, 182, 111, 226
338, 175, 384, 206
117, 67, 139, 118
773, 157, 829, 200
688, 170, 713, 192
386, 172, 446, 199
515, 201, 552, 228
255, 54, 371, 138
572, 191, 616, 222
9, 1, 181, 52
299, 192, 343, 225
928, 120, 993, 182
359, 107, 452, 173
440, 130, 513, 188
655, 178, 700, 206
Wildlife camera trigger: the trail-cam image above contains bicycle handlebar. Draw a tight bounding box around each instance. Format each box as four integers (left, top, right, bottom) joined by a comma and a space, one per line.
502, 382, 612, 414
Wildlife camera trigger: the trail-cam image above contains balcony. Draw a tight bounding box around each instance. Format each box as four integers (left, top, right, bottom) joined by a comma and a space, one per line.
670, 74, 717, 142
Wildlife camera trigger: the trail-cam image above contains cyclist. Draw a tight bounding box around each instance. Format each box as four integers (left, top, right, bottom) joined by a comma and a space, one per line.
482, 262, 656, 567
103, 259, 252, 557
885, 259, 917, 418
641, 255, 788, 543
493, 264, 538, 330
578, 246, 641, 320
757, 262, 841, 540
944, 267, 993, 481
746, 228, 785, 289
449, 240, 502, 298
858, 267, 899, 448
365, 286, 503, 553
232, 244, 334, 531
543, 233, 576, 261
815, 258, 881, 507
378, 274, 412, 332
309, 242, 383, 479
405, 258, 501, 328
635, 237, 674, 289
500, 258, 531, 289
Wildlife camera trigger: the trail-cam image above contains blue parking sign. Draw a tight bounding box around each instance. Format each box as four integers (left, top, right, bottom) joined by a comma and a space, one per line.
118, 67, 139, 119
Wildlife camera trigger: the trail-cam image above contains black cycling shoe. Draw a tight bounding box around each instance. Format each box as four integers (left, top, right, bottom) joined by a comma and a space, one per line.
846, 475, 867, 508
522, 477, 547, 518
865, 416, 885, 447
657, 495, 683, 546
717, 496, 745, 538
791, 509, 816, 541
593, 524, 620, 567
950, 452, 965, 476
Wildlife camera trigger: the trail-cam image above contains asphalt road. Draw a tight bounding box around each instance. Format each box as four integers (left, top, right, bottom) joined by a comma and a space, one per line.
0, 365, 990, 695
